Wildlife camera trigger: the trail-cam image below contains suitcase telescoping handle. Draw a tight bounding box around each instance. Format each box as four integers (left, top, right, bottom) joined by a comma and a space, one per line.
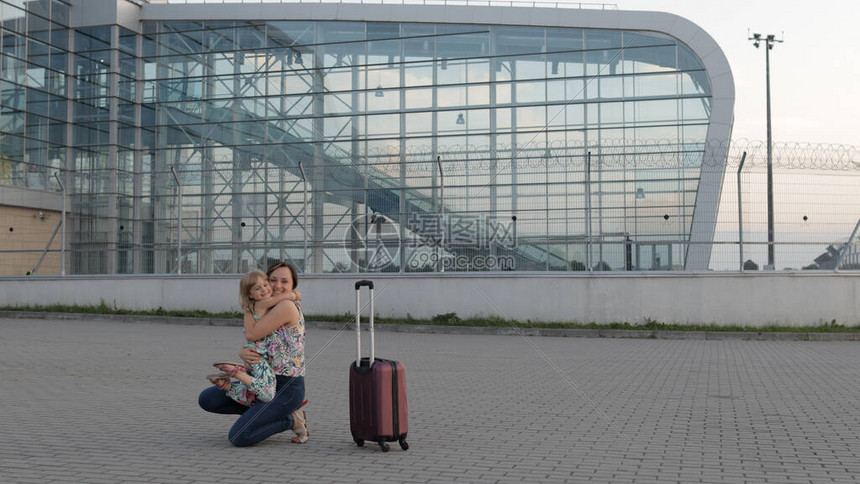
354, 280, 375, 366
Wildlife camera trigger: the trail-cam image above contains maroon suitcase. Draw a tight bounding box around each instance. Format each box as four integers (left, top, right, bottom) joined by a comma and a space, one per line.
349, 280, 409, 452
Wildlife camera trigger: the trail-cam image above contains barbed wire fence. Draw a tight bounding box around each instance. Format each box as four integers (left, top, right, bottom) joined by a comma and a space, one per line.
360, 138, 859, 272
1, 139, 858, 275
713, 140, 859, 271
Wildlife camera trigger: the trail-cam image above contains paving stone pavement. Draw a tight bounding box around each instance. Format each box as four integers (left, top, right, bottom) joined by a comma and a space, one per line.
2, 316, 860, 483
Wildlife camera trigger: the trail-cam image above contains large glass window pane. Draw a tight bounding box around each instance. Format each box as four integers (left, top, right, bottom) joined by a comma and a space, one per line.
468, 84, 489, 106
495, 107, 511, 130
27, 39, 50, 67
405, 87, 433, 110
324, 91, 357, 115
404, 62, 433, 87
51, 0, 68, 26
237, 23, 265, 50
599, 101, 624, 126
27, 88, 49, 116
2, 30, 26, 59
204, 25, 235, 52
515, 80, 545, 103
403, 27, 434, 60
625, 44, 676, 74
503, 54, 545, 81
27, 10, 50, 42
624, 32, 672, 48
585, 30, 622, 77
26, 65, 46, 88
365, 113, 399, 138
26, 0, 50, 18
466, 108, 490, 132
546, 27, 582, 55
681, 98, 709, 122
46, 26, 67, 51
119, 27, 136, 55
49, 93, 66, 120
368, 63, 397, 91
495, 81, 511, 104
318, 21, 364, 43
681, 123, 708, 142
515, 105, 545, 129
267, 21, 314, 48
437, 29, 488, 60
565, 104, 584, 127
76, 26, 111, 51
493, 26, 544, 56
629, 73, 678, 98
367, 22, 399, 40
678, 44, 703, 71
1, 3, 26, 33
681, 71, 709, 96
597, 76, 622, 99
404, 111, 431, 135
436, 85, 463, 108
0, 109, 25, 135
160, 25, 202, 56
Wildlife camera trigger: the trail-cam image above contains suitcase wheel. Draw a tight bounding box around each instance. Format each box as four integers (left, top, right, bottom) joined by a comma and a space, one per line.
399, 438, 409, 451
378, 440, 390, 452
354, 438, 364, 447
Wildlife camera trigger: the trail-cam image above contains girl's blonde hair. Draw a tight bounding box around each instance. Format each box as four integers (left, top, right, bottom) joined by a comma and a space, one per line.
239, 269, 267, 311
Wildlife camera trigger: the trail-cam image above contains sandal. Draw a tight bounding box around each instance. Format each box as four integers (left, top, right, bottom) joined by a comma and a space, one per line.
213, 361, 248, 377
206, 373, 231, 391
290, 408, 309, 444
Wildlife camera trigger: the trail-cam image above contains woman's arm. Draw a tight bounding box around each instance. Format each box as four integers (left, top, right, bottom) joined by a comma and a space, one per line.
253, 291, 302, 314
244, 299, 300, 341
253, 293, 287, 313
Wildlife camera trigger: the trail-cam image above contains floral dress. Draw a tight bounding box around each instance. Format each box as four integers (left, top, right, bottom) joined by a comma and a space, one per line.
224, 312, 277, 406
268, 307, 305, 377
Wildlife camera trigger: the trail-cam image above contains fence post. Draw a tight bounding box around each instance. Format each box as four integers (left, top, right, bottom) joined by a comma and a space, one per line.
437, 156, 444, 273
298, 161, 308, 272
737, 151, 746, 271
586, 151, 592, 272
170, 166, 182, 275
54, 172, 66, 276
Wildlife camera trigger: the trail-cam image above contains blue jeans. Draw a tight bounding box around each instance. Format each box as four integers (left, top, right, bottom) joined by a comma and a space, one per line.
198, 375, 305, 447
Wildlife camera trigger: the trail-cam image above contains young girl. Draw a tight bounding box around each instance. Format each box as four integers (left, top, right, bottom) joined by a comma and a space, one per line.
207, 269, 301, 406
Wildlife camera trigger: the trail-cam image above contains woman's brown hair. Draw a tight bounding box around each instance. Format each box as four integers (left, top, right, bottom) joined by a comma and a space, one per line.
265, 261, 298, 289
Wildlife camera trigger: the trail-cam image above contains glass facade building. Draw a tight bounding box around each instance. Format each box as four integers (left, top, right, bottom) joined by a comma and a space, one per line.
0, 0, 734, 275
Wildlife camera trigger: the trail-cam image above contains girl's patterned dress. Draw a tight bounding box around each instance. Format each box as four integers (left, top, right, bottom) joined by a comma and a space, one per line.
224, 312, 277, 406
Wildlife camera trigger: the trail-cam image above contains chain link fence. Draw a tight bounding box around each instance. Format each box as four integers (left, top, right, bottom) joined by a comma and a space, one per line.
1, 140, 858, 275
712, 140, 859, 271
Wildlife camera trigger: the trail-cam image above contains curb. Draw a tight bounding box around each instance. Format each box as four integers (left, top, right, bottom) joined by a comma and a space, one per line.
2, 311, 860, 341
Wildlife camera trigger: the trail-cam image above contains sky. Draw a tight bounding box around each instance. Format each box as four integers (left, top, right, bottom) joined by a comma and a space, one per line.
615, 0, 859, 147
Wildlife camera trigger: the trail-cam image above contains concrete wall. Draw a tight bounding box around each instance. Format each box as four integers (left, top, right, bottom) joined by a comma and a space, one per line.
0, 273, 857, 327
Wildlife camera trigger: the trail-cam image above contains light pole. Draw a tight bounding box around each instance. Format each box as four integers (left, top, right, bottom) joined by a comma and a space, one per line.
749, 32, 783, 270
